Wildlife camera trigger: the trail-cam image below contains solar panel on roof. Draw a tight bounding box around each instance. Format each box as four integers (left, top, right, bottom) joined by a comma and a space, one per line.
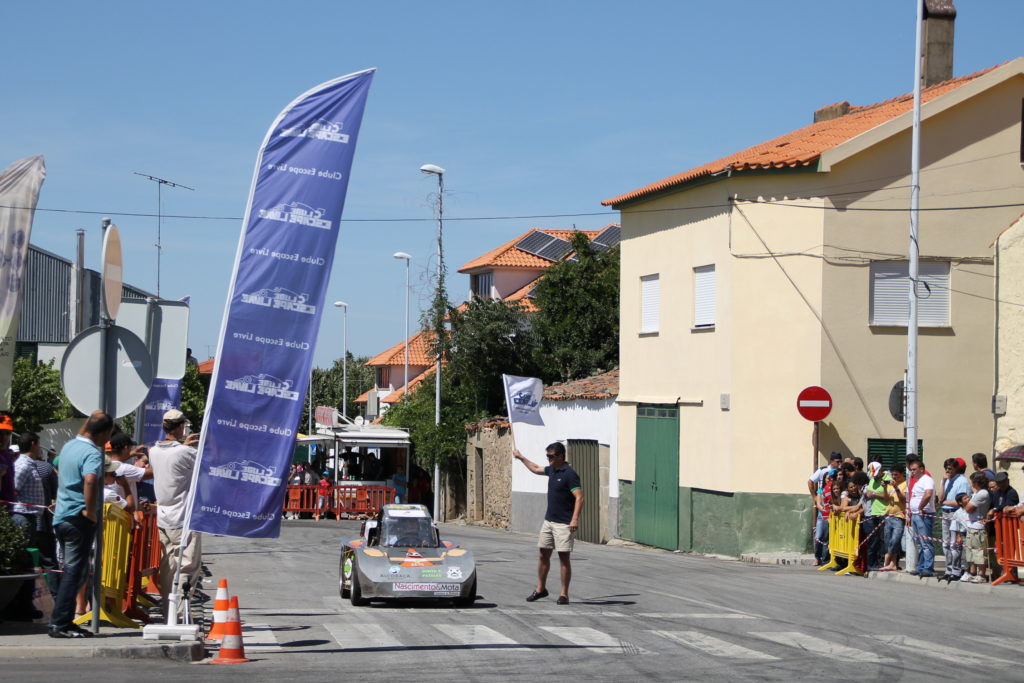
536, 237, 572, 262
593, 224, 621, 248
515, 231, 557, 256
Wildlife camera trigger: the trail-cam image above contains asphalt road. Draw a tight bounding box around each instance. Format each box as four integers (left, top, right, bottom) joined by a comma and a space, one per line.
6, 518, 1023, 681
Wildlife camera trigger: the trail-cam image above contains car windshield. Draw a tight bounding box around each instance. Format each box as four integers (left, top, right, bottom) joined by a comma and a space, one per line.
381, 516, 436, 547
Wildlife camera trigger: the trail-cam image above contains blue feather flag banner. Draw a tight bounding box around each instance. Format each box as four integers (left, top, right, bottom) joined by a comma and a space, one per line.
187, 70, 374, 538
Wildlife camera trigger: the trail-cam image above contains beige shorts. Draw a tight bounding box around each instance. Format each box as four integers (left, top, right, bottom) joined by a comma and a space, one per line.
538, 520, 575, 552
966, 528, 988, 566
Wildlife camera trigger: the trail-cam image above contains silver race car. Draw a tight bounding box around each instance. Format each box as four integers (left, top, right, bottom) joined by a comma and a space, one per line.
339, 504, 477, 606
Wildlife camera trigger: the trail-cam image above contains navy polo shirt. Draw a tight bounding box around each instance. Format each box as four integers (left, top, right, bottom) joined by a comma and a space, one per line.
544, 464, 582, 524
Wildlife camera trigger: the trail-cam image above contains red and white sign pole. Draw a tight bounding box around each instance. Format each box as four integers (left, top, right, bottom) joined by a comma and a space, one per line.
797, 386, 833, 475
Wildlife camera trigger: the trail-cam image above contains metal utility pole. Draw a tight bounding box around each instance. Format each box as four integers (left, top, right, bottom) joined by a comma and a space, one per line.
905, 0, 924, 458
420, 164, 445, 519
134, 172, 194, 297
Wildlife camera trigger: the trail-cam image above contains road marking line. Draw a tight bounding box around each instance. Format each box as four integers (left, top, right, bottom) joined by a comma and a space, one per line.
651, 630, 779, 660
324, 622, 402, 650
498, 608, 627, 617
540, 626, 650, 655
241, 624, 281, 653
434, 624, 528, 651
637, 613, 756, 619
869, 635, 1017, 667
655, 591, 762, 618
750, 632, 888, 662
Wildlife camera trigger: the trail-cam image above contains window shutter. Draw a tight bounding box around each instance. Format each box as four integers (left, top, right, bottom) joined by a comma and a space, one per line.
641, 274, 660, 333
694, 265, 715, 327
870, 261, 949, 327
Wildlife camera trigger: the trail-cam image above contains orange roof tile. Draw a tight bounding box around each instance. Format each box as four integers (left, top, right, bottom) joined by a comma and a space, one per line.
365, 329, 439, 367
458, 228, 599, 272
543, 368, 619, 401
503, 276, 542, 313
602, 66, 999, 208
381, 367, 434, 404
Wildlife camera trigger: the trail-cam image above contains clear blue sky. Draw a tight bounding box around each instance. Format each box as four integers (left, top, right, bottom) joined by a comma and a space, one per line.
4, 1, 1022, 366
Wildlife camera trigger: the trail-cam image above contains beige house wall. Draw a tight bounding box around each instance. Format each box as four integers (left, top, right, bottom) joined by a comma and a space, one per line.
996, 216, 1024, 494
618, 72, 1024, 500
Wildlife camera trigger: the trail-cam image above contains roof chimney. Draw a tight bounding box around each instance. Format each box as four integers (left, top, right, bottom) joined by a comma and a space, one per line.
814, 101, 851, 123
922, 0, 956, 87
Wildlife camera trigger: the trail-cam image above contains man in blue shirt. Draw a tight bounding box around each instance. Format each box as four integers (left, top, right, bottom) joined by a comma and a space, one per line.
48, 411, 114, 638
514, 442, 584, 605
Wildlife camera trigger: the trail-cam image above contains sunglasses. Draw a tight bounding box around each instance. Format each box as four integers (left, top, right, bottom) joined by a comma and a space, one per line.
546, 453, 557, 459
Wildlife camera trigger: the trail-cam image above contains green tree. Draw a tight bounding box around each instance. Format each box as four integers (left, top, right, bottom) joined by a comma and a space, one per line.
181, 363, 208, 429
446, 297, 541, 415
380, 369, 477, 477
532, 231, 620, 381
10, 357, 72, 432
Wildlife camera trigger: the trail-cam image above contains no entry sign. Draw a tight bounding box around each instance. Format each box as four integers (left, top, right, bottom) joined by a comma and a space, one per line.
797, 386, 832, 422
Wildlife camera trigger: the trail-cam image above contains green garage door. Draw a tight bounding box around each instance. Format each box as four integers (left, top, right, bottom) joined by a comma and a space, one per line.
568, 439, 600, 544
635, 404, 679, 549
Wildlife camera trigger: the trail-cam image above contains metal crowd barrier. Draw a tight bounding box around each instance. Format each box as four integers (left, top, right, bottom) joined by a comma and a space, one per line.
818, 514, 862, 576
282, 484, 396, 520
992, 512, 1024, 586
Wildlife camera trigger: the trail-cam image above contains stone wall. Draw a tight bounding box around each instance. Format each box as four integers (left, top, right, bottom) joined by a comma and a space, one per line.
465, 424, 513, 529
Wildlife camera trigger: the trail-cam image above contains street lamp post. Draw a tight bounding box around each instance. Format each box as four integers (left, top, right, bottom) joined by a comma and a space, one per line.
393, 252, 412, 403
420, 163, 445, 519
334, 301, 348, 421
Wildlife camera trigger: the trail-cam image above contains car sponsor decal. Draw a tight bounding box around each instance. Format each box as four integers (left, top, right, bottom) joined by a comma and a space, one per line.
419, 568, 443, 578
393, 583, 461, 592
446, 567, 462, 579
434, 591, 460, 598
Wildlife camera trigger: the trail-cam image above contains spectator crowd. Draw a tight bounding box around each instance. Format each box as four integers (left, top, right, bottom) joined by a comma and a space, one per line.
0, 408, 203, 638
810, 451, 1023, 582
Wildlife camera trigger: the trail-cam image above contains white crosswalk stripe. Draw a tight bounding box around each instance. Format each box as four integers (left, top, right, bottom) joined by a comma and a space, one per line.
637, 613, 756, 620
869, 635, 1018, 667
651, 630, 779, 660
434, 624, 529, 651
750, 632, 889, 662
324, 622, 402, 650
540, 626, 650, 654
241, 624, 282, 653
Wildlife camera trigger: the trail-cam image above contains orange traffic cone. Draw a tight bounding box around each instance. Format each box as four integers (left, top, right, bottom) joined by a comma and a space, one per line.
211, 596, 249, 664
206, 578, 230, 641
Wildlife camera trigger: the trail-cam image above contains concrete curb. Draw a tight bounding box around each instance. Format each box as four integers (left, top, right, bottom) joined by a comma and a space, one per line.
865, 569, 1024, 597
0, 641, 205, 661
739, 553, 816, 566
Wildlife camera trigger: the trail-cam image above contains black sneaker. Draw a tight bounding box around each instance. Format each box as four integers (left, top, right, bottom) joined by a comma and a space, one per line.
49, 627, 89, 639
525, 589, 549, 602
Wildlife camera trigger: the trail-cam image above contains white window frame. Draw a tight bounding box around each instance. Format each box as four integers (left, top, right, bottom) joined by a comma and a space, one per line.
693, 264, 716, 328
869, 260, 950, 327
471, 272, 494, 298
640, 274, 660, 334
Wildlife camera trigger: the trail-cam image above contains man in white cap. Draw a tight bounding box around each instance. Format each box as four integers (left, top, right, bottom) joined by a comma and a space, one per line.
150, 409, 202, 613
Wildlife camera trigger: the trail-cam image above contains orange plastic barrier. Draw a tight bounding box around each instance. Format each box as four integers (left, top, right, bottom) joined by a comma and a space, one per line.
123, 510, 161, 622
282, 485, 395, 519
992, 512, 1023, 586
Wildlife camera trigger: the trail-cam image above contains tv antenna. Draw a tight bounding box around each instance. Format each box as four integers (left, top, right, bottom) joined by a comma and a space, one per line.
134, 172, 194, 297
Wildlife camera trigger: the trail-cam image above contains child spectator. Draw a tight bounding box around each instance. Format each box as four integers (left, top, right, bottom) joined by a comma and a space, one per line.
943, 492, 970, 583
315, 472, 331, 521
962, 471, 991, 583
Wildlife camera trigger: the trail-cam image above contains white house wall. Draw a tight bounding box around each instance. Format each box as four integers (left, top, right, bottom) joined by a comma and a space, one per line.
510, 397, 618, 535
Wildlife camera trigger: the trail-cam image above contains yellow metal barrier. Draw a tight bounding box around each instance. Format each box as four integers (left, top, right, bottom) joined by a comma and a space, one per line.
75, 503, 140, 629
818, 513, 862, 576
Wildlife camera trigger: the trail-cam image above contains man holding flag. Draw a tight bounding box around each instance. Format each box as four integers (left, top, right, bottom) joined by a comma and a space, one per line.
513, 443, 584, 605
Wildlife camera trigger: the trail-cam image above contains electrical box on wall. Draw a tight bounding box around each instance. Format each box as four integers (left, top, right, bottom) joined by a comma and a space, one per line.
720, 393, 730, 411
993, 394, 1007, 416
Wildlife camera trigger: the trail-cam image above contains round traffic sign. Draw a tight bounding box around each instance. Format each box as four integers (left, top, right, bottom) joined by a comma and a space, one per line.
60, 324, 154, 418
797, 386, 832, 422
